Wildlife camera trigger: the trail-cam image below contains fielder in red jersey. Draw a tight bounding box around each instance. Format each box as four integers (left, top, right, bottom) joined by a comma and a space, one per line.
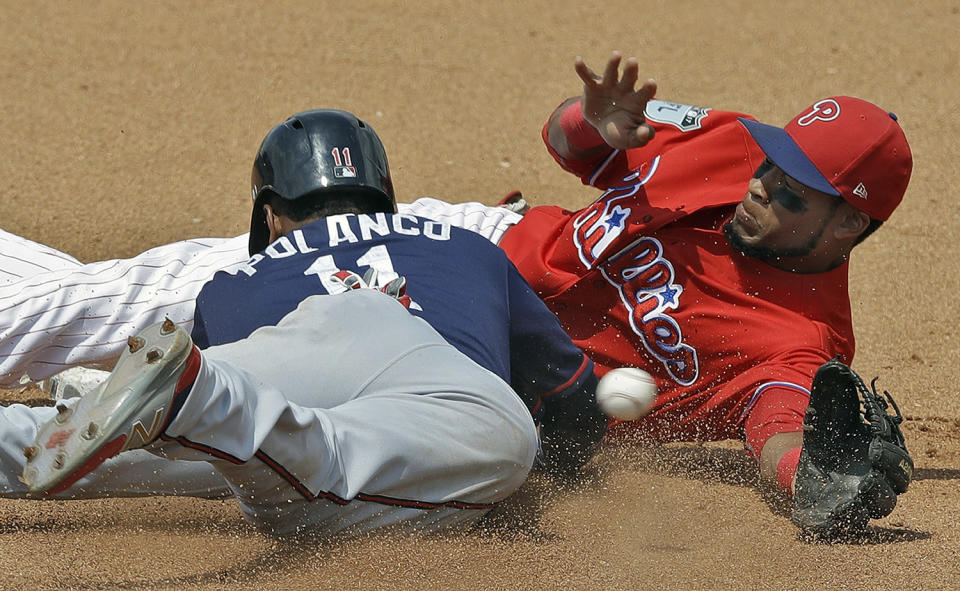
499, 52, 913, 503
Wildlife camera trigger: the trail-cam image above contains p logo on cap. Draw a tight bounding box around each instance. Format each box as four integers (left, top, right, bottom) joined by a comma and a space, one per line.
796, 99, 841, 126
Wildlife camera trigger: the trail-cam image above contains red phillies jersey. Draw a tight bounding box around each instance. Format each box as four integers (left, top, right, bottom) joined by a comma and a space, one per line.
500, 100, 855, 442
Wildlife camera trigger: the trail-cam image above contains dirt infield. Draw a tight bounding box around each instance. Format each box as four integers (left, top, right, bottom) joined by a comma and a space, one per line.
1, 1, 958, 589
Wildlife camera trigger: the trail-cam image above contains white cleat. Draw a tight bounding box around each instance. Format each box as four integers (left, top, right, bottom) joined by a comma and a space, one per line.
22, 319, 201, 496
40, 366, 112, 401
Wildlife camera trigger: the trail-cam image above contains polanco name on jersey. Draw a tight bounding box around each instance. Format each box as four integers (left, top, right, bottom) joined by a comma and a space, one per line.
238, 213, 452, 277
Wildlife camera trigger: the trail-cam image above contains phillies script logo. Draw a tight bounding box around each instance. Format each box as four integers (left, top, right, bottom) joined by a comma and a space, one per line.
572, 156, 661, 269
572, 184, 636, 268
573, 156, 698, 385
599, 236, 699, 386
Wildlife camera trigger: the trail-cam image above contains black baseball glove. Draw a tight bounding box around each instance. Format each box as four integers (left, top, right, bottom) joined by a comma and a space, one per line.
792, 358, 914, 538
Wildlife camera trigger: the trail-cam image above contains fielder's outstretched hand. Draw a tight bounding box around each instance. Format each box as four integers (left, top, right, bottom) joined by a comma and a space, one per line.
575, 52, 658, 150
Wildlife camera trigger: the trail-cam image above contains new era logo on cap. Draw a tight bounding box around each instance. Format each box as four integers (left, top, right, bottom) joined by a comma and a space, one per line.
739, 96, 913, 221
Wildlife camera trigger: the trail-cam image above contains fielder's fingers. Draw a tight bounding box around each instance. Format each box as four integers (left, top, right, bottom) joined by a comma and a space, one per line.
618, 57, 639, 91
639, 78, 658, 101
601, 51, 623, 85
574, 57, 600, 85
633, 124, 655, 145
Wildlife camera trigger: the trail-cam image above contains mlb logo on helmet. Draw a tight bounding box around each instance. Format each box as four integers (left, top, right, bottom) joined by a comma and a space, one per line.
738, 96, 913, 221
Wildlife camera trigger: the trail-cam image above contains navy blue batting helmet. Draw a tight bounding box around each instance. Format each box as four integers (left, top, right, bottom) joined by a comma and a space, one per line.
248, 109, 396, 254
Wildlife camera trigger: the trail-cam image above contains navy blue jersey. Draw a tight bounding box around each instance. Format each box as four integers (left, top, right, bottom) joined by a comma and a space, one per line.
192, 213, 593, 416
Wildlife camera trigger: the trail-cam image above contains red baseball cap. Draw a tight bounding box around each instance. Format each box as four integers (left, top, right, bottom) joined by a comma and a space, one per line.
739, 96, 912, 221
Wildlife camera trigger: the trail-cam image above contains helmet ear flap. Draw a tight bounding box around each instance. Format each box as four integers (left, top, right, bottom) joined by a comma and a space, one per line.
248, 191, 273, 255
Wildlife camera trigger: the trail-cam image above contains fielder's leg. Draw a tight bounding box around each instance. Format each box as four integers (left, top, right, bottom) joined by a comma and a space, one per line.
0, 235, 249, 387
401, 197, 522, 244
0, 228, 82, 284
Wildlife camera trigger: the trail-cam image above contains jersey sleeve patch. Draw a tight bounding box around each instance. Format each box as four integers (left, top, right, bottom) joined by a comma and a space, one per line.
644, 100, 711, 132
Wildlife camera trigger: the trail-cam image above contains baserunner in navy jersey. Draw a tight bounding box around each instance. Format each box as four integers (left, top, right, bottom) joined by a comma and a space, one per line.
21, 109, 606, 539
193, 212, 592, 423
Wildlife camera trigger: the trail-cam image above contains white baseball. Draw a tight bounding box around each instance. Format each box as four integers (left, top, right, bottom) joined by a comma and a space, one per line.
596, 367, 658, 420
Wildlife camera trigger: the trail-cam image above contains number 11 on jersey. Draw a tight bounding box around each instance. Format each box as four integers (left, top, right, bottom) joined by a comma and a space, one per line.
302, 246, 421, 309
